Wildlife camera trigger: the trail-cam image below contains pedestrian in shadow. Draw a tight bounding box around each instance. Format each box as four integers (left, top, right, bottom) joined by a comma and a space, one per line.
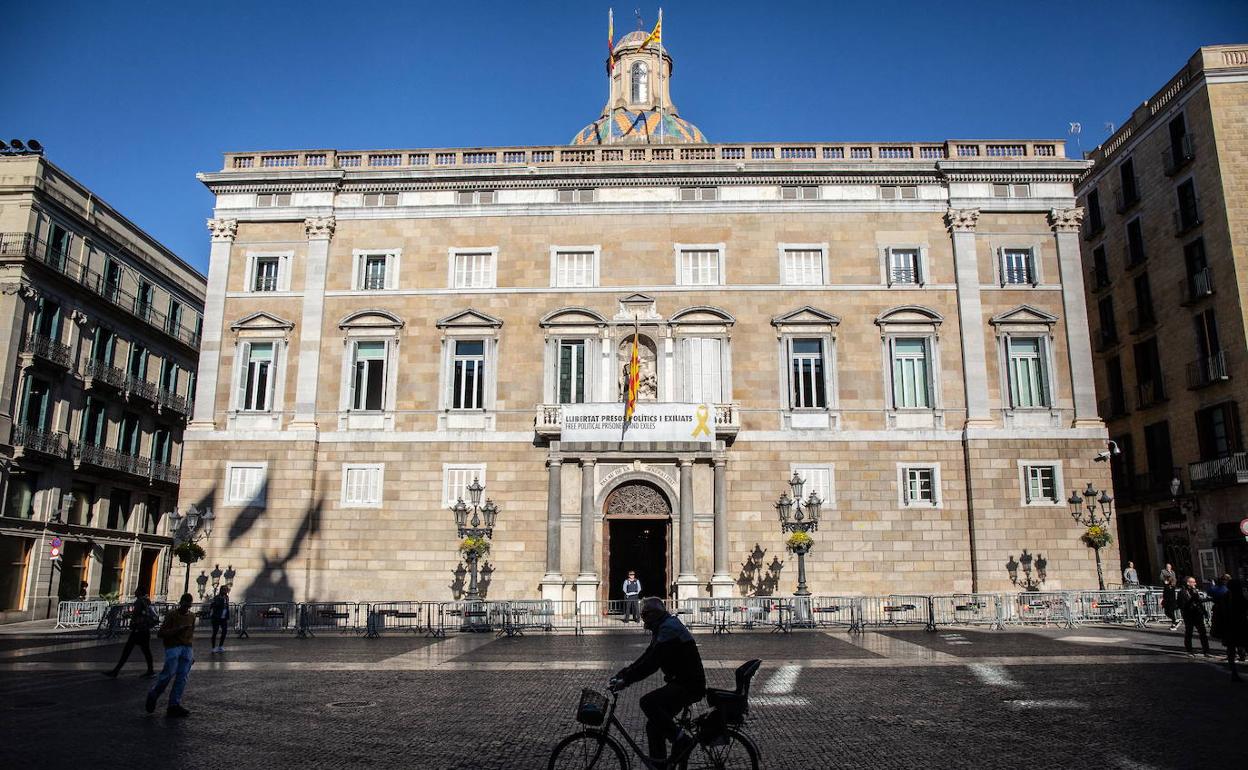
209, 585, 230, 653
146, 593, 197, 718
1178, 576, 1212, 657
103, 589, 157, 678
1212, 576, 1247, 682
1160, 564, 1178, 630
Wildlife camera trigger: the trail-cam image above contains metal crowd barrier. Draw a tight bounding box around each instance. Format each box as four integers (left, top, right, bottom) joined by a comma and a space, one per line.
1001, 592, 1074, 628
237, 602, 300, 637
577, 599, 641, 631
500, 599, 579, 636
808, 596, 864, 632
436, 600, 508, 635
55, 600, 109, 629
930, 594, 1004, 630
860, 595, 935, 631
298, 602, 365, 637
364, 601, 440, 637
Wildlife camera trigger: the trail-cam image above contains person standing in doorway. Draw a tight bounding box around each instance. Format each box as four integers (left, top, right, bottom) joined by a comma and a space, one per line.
623, 570, 642, 623
103, 589, 157, 678
1160, 564, 1178, 630
209, 585, 230, 653
1123, 561, 1139, 587
1178, 576, 1212, 657
146, 593, 197, 718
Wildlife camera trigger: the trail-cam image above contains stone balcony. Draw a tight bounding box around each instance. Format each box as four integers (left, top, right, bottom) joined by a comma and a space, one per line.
534, 402, 739, 440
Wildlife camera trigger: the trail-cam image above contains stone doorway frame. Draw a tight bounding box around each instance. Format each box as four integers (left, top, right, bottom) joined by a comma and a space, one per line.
598, 477, 674, 604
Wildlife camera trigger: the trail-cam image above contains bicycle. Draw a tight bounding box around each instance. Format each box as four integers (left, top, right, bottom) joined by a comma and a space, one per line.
548, 659, 762, 769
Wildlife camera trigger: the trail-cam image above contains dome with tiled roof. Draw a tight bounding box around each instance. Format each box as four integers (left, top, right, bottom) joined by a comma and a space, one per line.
572, 109, 706, 145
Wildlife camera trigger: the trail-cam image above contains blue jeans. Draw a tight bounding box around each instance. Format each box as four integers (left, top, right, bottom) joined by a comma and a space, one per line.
149, 646, 194, 706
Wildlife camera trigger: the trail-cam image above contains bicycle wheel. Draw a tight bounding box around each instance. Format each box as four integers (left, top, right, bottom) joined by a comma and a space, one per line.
548, 730, 629, 770
681, 728, 760, 770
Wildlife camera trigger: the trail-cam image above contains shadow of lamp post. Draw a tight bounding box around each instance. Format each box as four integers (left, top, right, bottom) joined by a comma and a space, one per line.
1006, 550, 1047, 591
1068, 482, 1113, 590
451, 476, 499, 603
776, 471, 822, 599
167, 504, 214, 595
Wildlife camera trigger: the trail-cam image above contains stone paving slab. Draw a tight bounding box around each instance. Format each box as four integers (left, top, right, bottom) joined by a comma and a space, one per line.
875, 629, 1161, 658
15, 636, 442, 665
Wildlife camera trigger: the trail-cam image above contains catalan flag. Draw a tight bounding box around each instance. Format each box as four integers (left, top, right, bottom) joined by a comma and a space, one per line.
606, 8, 615, 75
624, 320, 640, 422
639, 11, 661, 50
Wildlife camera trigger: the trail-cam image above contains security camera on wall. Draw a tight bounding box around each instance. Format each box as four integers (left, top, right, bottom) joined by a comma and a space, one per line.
1093, 440, 1122, 462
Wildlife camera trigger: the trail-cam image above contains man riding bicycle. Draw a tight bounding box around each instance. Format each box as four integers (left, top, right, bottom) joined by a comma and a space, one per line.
610, 597, 706, 763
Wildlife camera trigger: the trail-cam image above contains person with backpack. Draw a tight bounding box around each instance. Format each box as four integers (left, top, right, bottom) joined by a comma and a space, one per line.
209, 585, 230, 653
103, 589, 157, 678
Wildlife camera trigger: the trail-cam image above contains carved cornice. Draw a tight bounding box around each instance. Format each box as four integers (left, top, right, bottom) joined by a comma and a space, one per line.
945, 208, 980, 233
0, 281, 36, 298
207, 218, 238, 242
1048, 207, 1084, 233
304, 216, 336, 240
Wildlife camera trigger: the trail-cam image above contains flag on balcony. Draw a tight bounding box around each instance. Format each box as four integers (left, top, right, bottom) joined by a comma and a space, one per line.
624, 319, 640, 423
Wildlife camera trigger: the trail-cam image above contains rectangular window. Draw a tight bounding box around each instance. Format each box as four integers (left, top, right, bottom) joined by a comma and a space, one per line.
362, 192, 399, 207
255, 193, 292, 208
1087, 188, 1104, 232
253, 257, 280, 292
891, 338, 931, 409
136, 282, 153, 321
679, 187, 717, 201
683, 337, 723, 403
791, 465, 833, 507
360, 255, 387, 290
781, 186, 819, 200
118, 413, 140, 456
69, 483, 94, 526
888, 248, 922, 285
1001, 248, 1035, 285
456, 191, 495, 205
152, 429, 171, 464
1106, 356, 1127, 417
1176, 179, 1200, 231
452, 251, 495, 289
553, 251, 595, 288
557, 340, 587, 404
80, 398, 107, 446
167, 301, 182, 336
782, 249, 823, 286
452, 340, 485, 410
679, 249, 721, 286
128, 344, 147, 379
106, 489, 131, 531
789, 338, 826, 409
19, 376, 52, 430
1119, 158, 1139, 207
1097, 297, 1117, 347
91, 327, 116, 364
3, 472, 37, 520
557, 189, 595, 203
1195, 402, 1241, 460
1007, 337, 1050, 408
880, 186, 918, 200
1024, 465, 1058, 503
903, 467, 936, 506
351, 341, 387, 411
1126, 218, 1145, 266
342, 464, 384, 507
443, 464, 486, 506
240, 342, 274, 412
226, 464, 266, 505
1092, 246, 1110, 289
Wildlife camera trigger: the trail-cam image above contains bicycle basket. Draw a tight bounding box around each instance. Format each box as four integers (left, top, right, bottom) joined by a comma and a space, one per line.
576, 688, 608, 726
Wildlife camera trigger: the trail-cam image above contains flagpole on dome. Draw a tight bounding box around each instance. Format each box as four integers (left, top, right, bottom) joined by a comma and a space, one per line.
658, 7, 665, 144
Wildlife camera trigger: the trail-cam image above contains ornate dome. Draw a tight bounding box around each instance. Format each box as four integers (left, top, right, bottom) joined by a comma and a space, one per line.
572, 108, 707, 145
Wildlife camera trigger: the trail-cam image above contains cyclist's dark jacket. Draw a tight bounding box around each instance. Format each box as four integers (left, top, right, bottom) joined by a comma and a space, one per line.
619, 613, 706, 695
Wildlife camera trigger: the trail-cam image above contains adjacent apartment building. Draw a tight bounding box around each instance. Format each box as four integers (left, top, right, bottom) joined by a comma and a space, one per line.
1077, 44, 1248, 585
0, 151, 205, 622
182, 30, 1112, 605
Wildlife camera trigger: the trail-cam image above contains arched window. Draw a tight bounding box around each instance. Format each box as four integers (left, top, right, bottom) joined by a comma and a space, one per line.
630, 61, 649, 104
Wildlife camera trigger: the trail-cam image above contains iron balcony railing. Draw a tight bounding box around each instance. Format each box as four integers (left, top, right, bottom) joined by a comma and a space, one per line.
127, 376, 159, 403
1180, 267, 1214, 305
1114, 186, 1140, 214
84, 358, 127, 390
1137, 377, 1167, 409
1173, 198, 1202, 236
1163, 134, 1195, 176
0, 232, 201, 348
150, 460, 181, 485
1097, 395, 1129, 421
1130, 470, 1177, 502
21, 333, 72, 368
72, 441, 155, 479
1186, 350, 1230, 389
11, 424, 70, 458
159, 388, 190, 416
1189, 452, 1248, 490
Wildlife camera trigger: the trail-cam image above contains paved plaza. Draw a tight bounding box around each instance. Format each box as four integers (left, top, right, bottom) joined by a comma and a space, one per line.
0, 623, 1243, 769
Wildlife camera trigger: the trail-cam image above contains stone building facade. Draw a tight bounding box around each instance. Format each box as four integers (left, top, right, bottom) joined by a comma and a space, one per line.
0, 152, 205, 622
182, 32, 1112, 604
1076, 44, 1248, 585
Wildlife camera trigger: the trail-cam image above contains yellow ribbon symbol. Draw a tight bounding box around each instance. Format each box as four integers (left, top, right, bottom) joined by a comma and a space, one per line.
691, 404, 712, 438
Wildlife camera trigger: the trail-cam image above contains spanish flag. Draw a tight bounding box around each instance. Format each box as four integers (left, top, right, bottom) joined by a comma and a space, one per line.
640, 10, 661, 50
624, 320, 640, 422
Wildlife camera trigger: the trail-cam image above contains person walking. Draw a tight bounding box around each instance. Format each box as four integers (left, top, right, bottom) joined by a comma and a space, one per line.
1160, 564, 1178, 630
1122, 561, 1139, 588
209, 585, 230, 653
103, 589, 157, 678
622, 570, 642, 623
145, 593, 197, 718
610, 597, 706, 763
1211, 576, 1247, 682
1177, 576, 1212, 657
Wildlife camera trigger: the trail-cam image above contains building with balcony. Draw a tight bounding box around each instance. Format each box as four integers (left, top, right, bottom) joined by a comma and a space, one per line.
0, 152, 205, 622
1077, 45, 1248, 585
182, 29, 1112, 605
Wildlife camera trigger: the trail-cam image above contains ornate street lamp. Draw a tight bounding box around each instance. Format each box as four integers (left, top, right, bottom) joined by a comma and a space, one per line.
776, 471, 821, 597
452, 477, 499, 602
168, 504, 215, 594
1068, 482, 1113, 590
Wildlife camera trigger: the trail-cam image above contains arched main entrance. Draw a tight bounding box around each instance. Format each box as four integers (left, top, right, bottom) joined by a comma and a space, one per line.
603, 481, 672, 601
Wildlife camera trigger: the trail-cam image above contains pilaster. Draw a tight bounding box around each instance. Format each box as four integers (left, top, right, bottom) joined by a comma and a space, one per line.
1049, 208, 1100, 427
189, 218, 237, 430
947, 208, 992, 426
290, 216, 334, 430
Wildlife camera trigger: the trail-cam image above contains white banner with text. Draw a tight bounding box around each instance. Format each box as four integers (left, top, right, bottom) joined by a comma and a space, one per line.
560, 402, 715, 443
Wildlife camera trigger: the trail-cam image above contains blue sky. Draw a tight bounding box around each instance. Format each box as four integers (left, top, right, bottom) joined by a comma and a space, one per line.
4, 0, 1246, 273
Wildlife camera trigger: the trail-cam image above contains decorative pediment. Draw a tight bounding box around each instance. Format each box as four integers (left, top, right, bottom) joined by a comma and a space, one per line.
615, 293, 661, 322
538, 307, 609, 328
875, 305, 944, 327
436, 308, 504, 329
770, 306, 841, 328
989, 305, 1059, 327
670, 306, 736, 326
230, 311, 295, 333
338, 308, 405, 330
